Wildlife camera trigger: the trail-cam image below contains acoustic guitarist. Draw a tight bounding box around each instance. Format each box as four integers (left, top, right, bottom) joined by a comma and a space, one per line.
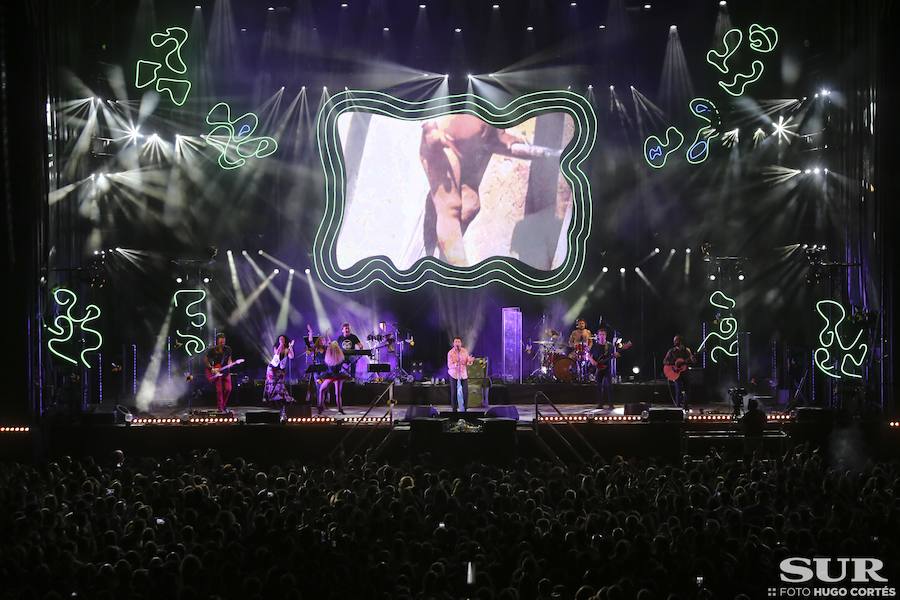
663, 335, 695, 411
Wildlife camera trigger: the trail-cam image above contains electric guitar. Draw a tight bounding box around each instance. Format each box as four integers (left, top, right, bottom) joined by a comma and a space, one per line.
591, 341, 633, 371
205, 358, 245, 381
663, 358, 691, 382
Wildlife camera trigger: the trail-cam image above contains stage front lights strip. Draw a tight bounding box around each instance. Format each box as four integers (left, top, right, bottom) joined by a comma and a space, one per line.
814, 300, 869, 379
204, 102, 278, 170
314, 90, 596, 295
700, 290, 738, 363
47, 288, 103, 369
706, 24, 778, 97
173, 289, 208, 356
134, 27, 192, 106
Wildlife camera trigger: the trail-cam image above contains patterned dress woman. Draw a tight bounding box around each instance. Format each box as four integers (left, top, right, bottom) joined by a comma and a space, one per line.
264, 335, 295, 415
318, 341, 348, 415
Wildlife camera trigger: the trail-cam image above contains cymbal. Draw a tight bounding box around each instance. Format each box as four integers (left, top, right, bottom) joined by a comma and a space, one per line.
532, 340, 560, 345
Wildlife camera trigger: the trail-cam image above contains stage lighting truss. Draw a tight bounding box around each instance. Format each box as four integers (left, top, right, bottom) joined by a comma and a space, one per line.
314, 90, 596, 295
47, 288, 103, 369
814, 300, 869, 380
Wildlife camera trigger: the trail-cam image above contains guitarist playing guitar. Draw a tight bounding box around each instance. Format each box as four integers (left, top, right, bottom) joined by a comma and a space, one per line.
663, 335, 695, 411
588, 327, 633, 410
205, 333, 242, 413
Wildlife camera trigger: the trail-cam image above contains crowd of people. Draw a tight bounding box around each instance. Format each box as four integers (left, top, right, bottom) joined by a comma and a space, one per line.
1, 446, 897, 599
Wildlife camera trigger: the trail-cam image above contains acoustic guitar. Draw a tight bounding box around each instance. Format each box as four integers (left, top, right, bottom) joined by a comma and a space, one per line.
663, 358, 691, 382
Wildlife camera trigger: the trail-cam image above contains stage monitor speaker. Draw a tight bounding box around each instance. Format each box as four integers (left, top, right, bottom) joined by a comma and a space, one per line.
83, 405, 131, 425
284, 404, 312, 418
487, 384, 510, 405
403, 405, 439, 421
795, 406, 833, 424
624, 402, 650, 416
648, 407, 684, 422
486, 406, 519, 420
245, 410, 282, 424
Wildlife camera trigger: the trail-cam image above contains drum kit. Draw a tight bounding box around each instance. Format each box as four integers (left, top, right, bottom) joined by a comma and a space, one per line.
527, 328, 596, 383
364, 321, 414, 382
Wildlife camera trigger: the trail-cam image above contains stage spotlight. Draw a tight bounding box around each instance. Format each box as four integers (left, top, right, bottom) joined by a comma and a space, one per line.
273, 269, 280, 275
340, 2, 347, 7
609, 85, 614, 90
643, 3, 651, 9
203, 277, 210, 283
824, 168, 829, 174
419, 3, 426, 7
719, 0, 726, 5
602, 266, 609, 273
492, 3, 499, 8
454, 27, 462, 33
813, 167, 821, 174
670, 25, 677, 32
588, 85, 593, 89
305, 268, 311, 274
240, 28, 247, 32
194, 4, 200, 8
242, 250, 248, 255
653, 247, 660, 254
570, 1, 577, 5
289, 269, 295, 274
619, 267, 626, 274
258, 249, 263, 255
598, 24, 606, 29
466, 73, 472, 79
93, 250, 99, 255
267, 6, 274, 11
709, 274, 716, 281
738, 274, 745, 281
443, 74, 449, 78
383, 27, 389, 32
176, 277, 183, 284
821, 89, 831, 96
686, 248, 692, 254
526, 26, 534, 31
804, 169, 812, 174
632, 366, 640, 374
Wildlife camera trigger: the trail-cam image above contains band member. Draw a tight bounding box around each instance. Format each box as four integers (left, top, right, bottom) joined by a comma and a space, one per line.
567, 318, 593, 360
588, 327, 618, 409
305, 323, 327, 363
420, 115, 527, 266
447, 336, 475, 412
318, 342, 348, 415
264, 334, 295, 416
336, 323, 363, 352
663, 335, 695, 410
205, 333, 233, 412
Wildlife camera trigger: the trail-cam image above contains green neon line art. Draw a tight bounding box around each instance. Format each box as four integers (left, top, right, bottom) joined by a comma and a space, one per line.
689, 97, 720, 129
748, 23, 778, 53
719, 60, 765, 97
814, 300, 868, 380
204, 102, 278, 170
706, 28, 742, 75
173, 289, 207, 328
135, 26, 192, 106
643, 126, 684, 169
686, 127, 719, 165
314, 89, 596, 295
150, 27, 189, 74
46, 288, 103, 369
700, 291, 738, 364
709, 290, 736, 310
176, 330, 206, 357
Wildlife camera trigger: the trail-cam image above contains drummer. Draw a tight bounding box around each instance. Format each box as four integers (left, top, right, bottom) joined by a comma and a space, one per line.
567, 318, 593, 360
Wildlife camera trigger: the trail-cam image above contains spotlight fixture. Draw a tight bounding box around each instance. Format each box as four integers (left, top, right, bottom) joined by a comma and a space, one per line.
821, 89, 831, 96
619, 267, 626, 274
737, 274, 745, 281
602, 266, 609, 273
194, 4, 200, 8
176, 277, 183, 284
686, 248, 692, 254
273, 269, 280, 274
526, 25, 533, 31
653, 247, 660, 254
267, 6, 274, 11
466, 73, 472, 79
240, 28, 247, 32
203, 277, 210, 284
492, 3, 499, 8
598, 24, 606, 29
305, 268, 311, 275
670, 25, 677, 32
643, 3, 651, 8
632, 366, 640, 375
383, 27, 389, 32
340, 2, 348, 6
419, 3, 426, 7
258, 249, 263, 255
813, 167, 821, 174
804, 168, 812, 174
454, 27, 462, 33
289, 268, 295, 274
709, 274, 716, 281
719, 0, 726, 5
587, 84, 593, 89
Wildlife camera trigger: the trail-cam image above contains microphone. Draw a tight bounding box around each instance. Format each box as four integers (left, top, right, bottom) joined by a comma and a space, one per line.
508, 143, 562, 160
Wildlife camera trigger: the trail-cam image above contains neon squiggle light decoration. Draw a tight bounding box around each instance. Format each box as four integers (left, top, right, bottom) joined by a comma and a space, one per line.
314, 89, 597, 295
173, 289, 208, 356
204, 102, 278, 170
700, 290, 738, 363
706, 24, 778, 97
643, 126, 684, 169
47, 288, 104, 368
814, 300, 869, 379
134, 27, 192, 106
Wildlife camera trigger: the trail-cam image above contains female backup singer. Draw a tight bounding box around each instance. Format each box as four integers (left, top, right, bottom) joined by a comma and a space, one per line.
318, 341, 348, 415
264, 334, 295, 417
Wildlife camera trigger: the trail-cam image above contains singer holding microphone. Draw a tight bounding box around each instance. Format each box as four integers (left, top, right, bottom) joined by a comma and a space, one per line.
447, 336, 475, 413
